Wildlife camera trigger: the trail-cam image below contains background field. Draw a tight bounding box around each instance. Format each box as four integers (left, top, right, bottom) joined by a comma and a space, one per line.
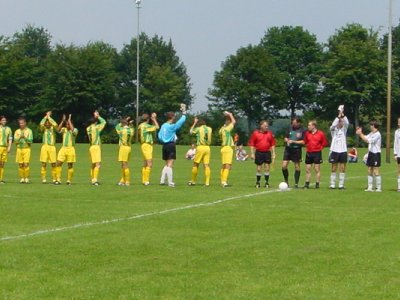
1, 144, 400, 299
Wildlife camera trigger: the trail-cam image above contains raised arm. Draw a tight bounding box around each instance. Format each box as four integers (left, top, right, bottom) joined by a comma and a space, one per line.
58, 114, 66, 132
190, 117, 199, 134
151, 113, 159, 129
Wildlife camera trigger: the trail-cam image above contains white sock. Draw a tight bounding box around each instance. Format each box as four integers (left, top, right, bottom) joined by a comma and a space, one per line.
368, 176, 373, 189
398, 176, 400, 189
330, 173, 336, 187
166, 166, 173, 184
339, 173, 345, 188
160, 166, 167, 183
376, 176, 381, 190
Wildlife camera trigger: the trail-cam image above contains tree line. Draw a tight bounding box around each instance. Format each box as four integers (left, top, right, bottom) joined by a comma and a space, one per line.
0, 23, 399, 144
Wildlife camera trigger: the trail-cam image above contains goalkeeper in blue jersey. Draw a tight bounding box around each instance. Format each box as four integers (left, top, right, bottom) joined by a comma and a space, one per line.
158, 104, 187, 187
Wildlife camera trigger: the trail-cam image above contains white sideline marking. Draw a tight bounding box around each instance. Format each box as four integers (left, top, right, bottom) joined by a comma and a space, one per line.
0, 189, 279, 242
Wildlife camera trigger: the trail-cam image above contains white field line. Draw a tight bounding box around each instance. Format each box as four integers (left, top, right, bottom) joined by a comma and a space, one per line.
0, 171, 396, 243
0, 189, 279, 242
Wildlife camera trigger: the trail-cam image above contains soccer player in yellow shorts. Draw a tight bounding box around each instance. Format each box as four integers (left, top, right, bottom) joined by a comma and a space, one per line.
14, 117, 33, 183
39, 111, 58, 183
86, 111, 106, 185
115, 117, 134, 186
187, 117, 212, 186
137, 113, 159, 185
56, 114, 78, 185
219, 111, 236, 187
0, 116, 13, 183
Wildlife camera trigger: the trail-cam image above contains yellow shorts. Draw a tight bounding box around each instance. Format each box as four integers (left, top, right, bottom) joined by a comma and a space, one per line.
89, 145, 101, 163
141, 143, 153, 161
221, 146, 233, 165
118, 145, 131, 162
40, 144, 57, 163
57, 147, 76, 163
194, 145, 211, 164
16, 148, 31, 164
0, 147, 8, 163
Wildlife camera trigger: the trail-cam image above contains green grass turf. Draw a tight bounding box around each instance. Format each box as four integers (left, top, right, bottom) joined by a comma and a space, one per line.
1, 144, 400, 299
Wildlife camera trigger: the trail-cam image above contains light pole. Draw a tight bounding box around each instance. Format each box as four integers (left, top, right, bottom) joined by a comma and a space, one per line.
135, 0, 141, 142
386, 0, 393, 163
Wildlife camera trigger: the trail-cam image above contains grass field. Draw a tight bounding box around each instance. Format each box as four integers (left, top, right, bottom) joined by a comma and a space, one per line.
1, 144, 400, 299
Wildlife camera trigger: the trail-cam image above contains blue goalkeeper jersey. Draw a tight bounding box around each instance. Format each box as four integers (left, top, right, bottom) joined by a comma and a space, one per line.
158, 115, 186, 144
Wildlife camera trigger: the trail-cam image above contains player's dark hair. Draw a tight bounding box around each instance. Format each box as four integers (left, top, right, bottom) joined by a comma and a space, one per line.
141, 113, 150, 122
259, 120, 268, 126
89, 117, 97, 125
120, 118, 128, 126
17, 117, 26, 123
166, 112, 175, 120
197, 119, 205, 126
370, 120, 379, 129
0, 115, 6, 121
291, 117, 301, 124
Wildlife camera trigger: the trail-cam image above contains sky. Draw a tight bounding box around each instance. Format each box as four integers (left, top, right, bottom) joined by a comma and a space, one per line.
1, 0, 399, 112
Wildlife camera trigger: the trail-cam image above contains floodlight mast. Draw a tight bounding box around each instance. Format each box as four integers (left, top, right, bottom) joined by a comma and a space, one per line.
135, 0, 141, 142
386, 0, 393, 163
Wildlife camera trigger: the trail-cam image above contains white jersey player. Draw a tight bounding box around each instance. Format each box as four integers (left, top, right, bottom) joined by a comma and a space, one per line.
329, 105, 349, 189
356, 121, 382, 192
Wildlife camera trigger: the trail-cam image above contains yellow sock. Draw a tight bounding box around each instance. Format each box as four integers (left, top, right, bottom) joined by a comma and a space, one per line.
18, 167, 24, 179
205, 166, 211, 185
56, 166, 62, 181
124, 168, 130, 184
25, 166, 30, 179
67, 168, 74, 182
51, 166, 57, 181
223, 169, 230, 183
141, 167, 146, 183
40, 166, 46, 180
0, 167, 4, 181
220, 169, 224, 183
120, 169, 125, 183
90, 168, 94, 180
93, 167, 100, 182
145, 167, 151, 183
191, 166, 198, 183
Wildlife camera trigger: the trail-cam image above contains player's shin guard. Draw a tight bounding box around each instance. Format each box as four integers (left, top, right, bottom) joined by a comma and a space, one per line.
294, 170, 301, 185
282, 168, 289, 183
67, 168, 74, 182
93, 167, 100, 183
256, 173, 261, 183
25, 166, 30, 179
145, 167, 151, 183
51, 166, 57, 182
339, 173, 345, 188
330, 173, 336, 188
40, 166, 46, 181
223, 169, 230, 183
375, 176, 381, 190
191, 166, 198, 183
204, 166, 211, 185
124, 168, 130, 184
56, 166, 62, 182
18, 167, 24, 179
367, 175, 373, 190
264, 173, 270, 184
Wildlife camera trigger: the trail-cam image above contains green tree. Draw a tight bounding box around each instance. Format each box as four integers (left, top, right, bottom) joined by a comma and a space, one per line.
116, 34, 193, 119
208, 45, 286, 131
0, 25, 52, 120
260, 26, 323, 118
42, 42, 118, 132
320, 24, 387, 130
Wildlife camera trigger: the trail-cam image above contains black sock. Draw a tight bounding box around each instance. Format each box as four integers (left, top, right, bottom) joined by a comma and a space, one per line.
282, 168, 289, 183
256, 175, 261, 183
264, 175, 270, 184
294, 170, 301, 184
305, 181, 310, 187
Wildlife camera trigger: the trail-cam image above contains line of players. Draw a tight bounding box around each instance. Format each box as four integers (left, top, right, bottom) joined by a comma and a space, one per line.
0, 104, 399, 190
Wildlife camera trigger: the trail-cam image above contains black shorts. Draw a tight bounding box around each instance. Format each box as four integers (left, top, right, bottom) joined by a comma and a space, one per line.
329, 151, 347, 164
367, 152, 381, 167
397, 157, 400, 164
162, 143, 176, 160
283, 147, 302, 163
305, 151, 323, 165
255, 151, 272, 165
